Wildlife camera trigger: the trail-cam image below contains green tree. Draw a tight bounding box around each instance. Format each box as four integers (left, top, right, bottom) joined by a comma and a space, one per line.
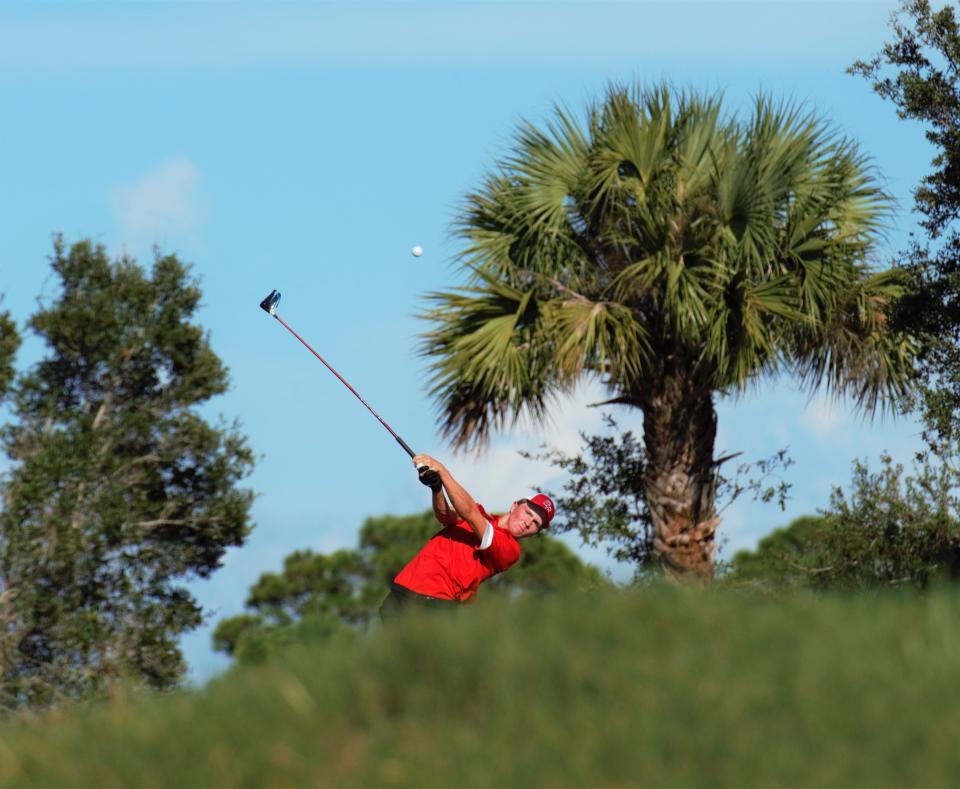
725, 452, 960, 591
0, 239, 255, 711
524, 417, 654, 570
421, 83, 916, 579
214, 510, 608, 661
724, 515, 828, 590
815, 452, 960, 589
851, 1, 960, 443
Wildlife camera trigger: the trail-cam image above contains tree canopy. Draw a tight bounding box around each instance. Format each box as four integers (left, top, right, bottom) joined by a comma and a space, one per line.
725, 515, 829, 590
0, 239, 255, 710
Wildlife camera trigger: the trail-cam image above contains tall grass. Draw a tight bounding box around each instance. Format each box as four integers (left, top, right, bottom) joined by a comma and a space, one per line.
1, 585, 958, 788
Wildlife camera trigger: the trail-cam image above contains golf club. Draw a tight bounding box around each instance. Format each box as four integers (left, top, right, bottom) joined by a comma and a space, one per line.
258, 289, 419, 460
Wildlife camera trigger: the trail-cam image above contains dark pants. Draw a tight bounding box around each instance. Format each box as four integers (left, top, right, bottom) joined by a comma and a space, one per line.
379, 582, 459, 622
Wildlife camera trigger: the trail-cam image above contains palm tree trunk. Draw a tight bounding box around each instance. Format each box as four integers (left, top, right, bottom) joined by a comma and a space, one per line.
639, 369, 720, 581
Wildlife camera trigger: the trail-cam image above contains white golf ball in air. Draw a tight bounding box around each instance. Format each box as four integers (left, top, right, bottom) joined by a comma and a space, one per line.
411, 245, 423, 257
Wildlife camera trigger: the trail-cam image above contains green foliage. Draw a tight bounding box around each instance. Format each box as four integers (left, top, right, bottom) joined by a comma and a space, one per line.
214, 510, 608, 661
852, 1, 960, 442
422, 82, 916, 450
523, 416, 653, 568
852, 1, 960, 238
0, 305, 19, 400
816, 452, 960, 589
0, 239, 255, 711
210, 614, 263, 658
726, 451, 960, 590
4, 587, 960, 787
725, 515, 829, 589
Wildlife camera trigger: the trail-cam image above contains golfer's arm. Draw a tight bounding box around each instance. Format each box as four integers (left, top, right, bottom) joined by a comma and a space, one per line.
432, 489, 459, 526
438, 469, 489, 541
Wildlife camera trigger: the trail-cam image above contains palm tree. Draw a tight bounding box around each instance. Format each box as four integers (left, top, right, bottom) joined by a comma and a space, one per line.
420, 84, 917, 580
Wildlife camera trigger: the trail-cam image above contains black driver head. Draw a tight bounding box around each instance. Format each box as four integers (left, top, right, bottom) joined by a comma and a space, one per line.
259, 289, 281, 315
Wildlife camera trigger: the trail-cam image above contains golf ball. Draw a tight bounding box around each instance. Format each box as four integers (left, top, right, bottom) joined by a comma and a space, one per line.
411, 245, 423, 257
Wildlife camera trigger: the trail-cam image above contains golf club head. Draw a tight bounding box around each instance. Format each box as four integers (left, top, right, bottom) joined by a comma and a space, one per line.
259, 289, 281, 316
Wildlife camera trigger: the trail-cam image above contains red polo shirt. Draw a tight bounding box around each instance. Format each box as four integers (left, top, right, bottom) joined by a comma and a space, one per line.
393, 506, 521, 602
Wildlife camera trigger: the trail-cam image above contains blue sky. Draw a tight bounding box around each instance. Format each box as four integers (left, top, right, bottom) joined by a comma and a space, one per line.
0, 0, 935, 682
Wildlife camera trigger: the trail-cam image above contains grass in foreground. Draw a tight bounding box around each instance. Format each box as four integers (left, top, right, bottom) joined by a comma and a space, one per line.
1, 585, 959, 788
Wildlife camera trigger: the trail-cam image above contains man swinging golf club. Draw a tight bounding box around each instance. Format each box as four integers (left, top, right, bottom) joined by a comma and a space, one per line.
380, 454, 556, 619
256, 291, 555, 616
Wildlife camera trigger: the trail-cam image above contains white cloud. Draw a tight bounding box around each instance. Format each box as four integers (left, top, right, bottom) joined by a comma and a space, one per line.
451, 379, 616, 504
803, 393, 848, 438
111, 156, 204, 251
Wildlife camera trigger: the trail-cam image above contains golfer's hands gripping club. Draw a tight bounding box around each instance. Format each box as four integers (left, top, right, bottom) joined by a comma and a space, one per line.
414, 455, 445, 492
418, 468, 443, 492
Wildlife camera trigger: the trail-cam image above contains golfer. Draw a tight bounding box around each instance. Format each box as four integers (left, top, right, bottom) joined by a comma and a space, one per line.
379, 453, 555, 618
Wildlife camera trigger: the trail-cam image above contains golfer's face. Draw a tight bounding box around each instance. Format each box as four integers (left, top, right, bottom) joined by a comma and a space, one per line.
506, 500, 543, 538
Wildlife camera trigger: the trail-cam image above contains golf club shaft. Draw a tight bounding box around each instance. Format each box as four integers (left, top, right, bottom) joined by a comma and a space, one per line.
269, 312, 417, 459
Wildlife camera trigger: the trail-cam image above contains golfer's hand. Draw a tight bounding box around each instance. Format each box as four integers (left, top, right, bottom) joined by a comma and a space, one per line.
418, 467, 443, 492
414, 454, 445, 490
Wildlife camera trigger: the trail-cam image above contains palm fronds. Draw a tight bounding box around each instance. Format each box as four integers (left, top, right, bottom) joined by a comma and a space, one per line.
423, 82, 916, 447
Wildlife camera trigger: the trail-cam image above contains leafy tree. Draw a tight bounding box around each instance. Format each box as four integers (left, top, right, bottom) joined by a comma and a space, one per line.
814, 452, 960, 589
214, 510, 608, 661
724, 515, 828, 590
725, 450, 960, 590
851, 1, 960, 442
524, 417, 653, 570
420, 83, 915, 579
0, 239, 255, 711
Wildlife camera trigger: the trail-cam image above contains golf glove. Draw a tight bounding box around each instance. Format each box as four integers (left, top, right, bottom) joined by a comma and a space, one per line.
418, 467, 443, 492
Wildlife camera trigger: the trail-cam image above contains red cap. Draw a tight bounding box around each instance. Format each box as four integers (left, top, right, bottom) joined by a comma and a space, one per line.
527, 493, 556, 527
